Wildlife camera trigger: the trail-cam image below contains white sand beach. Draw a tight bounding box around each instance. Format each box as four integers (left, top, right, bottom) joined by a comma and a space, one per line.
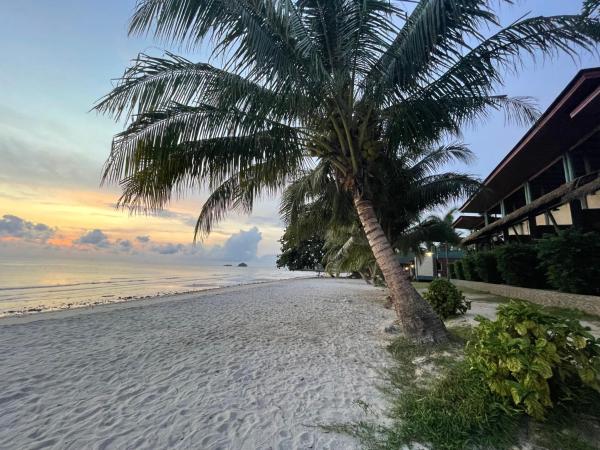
0, 278, 395, 450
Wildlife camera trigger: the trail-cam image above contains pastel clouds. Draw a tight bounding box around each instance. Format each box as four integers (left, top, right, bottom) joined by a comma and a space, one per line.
0, 214, 56, 243
1, 213, 270, 264
74, 229, 110, 248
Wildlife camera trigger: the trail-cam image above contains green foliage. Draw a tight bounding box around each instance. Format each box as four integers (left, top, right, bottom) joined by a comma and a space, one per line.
333, 320, 600, 450
276, 230, 325, 271
343, 335, 521, 450
461, 253, 481, 281
473, 250, 501, 283
448, 262, 457, 279
468, 301, 600, 419
537, 229, 600, 295
388, 362, 519, 450
423, 279, 471, 319
454, 260, 465, 280
494, 242, 544, 288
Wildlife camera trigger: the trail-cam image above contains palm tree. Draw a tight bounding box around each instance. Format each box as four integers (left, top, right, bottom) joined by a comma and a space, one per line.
280, 146, 478, 281
96, 0, 599, 343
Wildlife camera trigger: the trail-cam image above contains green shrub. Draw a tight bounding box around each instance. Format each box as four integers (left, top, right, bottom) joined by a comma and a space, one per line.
448, 262, 457, 279
462, 253, 481, 281
494, 243, 544, 288
473, 250, 501, 283
423, 278, 471, 319
537, 229, 600, 295
455, 260, 465, 280
468, 301, 600, 419
391, 361, 520, 450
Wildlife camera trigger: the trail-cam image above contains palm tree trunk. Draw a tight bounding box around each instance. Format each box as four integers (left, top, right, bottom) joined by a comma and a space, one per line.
353, 194, 449, 343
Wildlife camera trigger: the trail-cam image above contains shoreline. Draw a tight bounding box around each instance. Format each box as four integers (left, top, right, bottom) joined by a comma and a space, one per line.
0, 276, 324, 325
0, 278, 394, 449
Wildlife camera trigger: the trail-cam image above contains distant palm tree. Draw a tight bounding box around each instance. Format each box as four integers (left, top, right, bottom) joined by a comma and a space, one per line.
96, 0, 599, 343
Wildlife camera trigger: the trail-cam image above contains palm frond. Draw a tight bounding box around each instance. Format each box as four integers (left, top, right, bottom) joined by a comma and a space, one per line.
193, 159, 304, 240
412, 14, 600, 105
103, 103, 303, 185
384, 95, 540, 149
93, 52, 316, 122
129, 0, 329, 86
405, 143, 475, 178
403, 173, 482, 213
367, 0, 502, 102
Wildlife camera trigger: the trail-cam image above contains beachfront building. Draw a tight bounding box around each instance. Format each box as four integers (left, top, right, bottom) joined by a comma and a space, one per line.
398, 246, 464, 280
453, 68, 600, 247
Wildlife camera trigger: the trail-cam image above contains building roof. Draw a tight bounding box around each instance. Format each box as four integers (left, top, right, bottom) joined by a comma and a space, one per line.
452, 215, 485, 230
459, 68, 600, 214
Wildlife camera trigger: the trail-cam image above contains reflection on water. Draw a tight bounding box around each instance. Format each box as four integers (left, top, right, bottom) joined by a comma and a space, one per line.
0, 258, 316, 316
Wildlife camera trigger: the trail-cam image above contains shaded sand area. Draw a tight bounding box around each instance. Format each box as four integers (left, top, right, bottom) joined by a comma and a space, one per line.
0, 278, 395, 450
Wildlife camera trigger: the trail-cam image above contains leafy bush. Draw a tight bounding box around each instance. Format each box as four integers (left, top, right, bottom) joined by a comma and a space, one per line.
455, 260, 465, 280
448, 262, 457, 279
537, 229, 600, 295
462, 253, 481, 281
473, 250, 501, 283
494, 243, 544, 288
468, 301, 600, 419
423, 279, 471, 319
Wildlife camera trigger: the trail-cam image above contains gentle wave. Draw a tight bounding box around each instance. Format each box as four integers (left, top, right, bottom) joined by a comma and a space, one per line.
0, 260, 317, 316
0, 278, 154, 291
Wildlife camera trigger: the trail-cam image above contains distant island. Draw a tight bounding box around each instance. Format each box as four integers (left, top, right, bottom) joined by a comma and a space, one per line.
224, 264, 232, 267
237, 262, 248, 267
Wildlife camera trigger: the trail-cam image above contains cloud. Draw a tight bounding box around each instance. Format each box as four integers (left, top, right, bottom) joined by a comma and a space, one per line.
0, 214, 56, 242
1, 211, 269, 264
74, 229, 110, 248
117, 239, 132, 251
210, 227, 262, 261
151, 242, 185, 255
145, 227, 262, 261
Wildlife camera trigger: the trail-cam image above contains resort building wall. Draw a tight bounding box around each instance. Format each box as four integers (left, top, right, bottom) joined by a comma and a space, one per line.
453, 68, 600, 247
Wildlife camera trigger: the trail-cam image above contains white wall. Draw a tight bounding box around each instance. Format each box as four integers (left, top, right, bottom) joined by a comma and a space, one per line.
415, 253, 434, 279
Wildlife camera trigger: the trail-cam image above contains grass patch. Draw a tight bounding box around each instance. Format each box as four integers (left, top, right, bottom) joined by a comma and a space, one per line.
379, 328, 521, 450
467, 294, 509, 304
332, 324, 600, 450
411, 281, 431, 290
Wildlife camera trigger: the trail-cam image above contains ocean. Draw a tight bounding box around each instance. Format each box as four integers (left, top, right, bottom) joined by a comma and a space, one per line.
0, 257, 316, 316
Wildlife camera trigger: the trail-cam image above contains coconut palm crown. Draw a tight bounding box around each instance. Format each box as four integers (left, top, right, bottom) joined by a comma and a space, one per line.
279, 145, 479, 278
96, 0, 600, 342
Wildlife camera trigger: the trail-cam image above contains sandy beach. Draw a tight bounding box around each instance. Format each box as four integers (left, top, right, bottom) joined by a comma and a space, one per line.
0, 278, 395, 450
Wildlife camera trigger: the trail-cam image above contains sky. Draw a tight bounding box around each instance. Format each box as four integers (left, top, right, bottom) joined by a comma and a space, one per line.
0, 0, 598, 265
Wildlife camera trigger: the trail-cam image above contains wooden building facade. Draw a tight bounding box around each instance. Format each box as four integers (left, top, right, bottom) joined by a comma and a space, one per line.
453, 68, 600, 247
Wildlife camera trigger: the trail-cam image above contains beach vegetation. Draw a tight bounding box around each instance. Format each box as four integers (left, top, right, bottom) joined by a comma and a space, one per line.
447, 262, 456, 279
473, 250, 501, 283
454, 260, 465, 280
276, 226, 325, 271
536, 229, 600, 295
280, 158, 474, 283
446, 229, 600, 295
468, 300, 600, 419
494, 242, 545, 288
423, 279, 470, 319
96, 0, 600, 343
335, 312, 600, 449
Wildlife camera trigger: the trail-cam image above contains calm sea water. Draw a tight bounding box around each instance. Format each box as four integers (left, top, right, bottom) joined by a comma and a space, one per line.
0, 257, 316, 316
